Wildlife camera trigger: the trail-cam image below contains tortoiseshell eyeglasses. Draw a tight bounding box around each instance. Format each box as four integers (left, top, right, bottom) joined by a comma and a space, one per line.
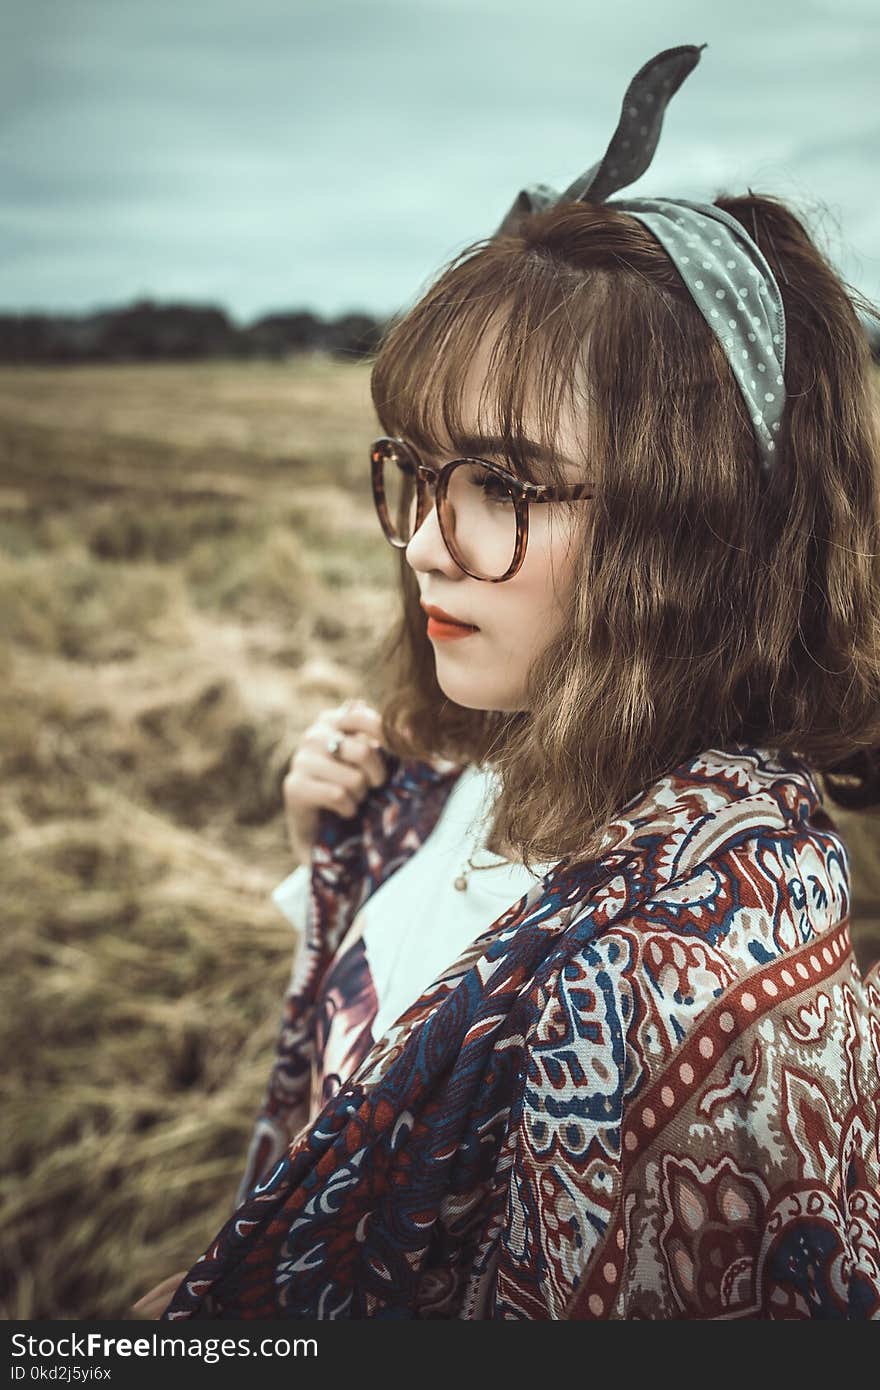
370, 436, 595, 582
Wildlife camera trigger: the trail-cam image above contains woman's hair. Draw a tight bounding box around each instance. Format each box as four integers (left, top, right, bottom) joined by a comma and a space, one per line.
363, 191, 880, 870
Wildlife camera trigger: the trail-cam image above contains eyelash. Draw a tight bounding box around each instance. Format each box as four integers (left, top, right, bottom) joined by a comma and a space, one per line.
472, 471, 515, 502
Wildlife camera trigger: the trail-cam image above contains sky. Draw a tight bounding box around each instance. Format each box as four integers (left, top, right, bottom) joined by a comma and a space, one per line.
2, 0, 879, 323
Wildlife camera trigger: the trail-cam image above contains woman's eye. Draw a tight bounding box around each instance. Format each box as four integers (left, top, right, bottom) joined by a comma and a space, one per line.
475, 472, 513, 502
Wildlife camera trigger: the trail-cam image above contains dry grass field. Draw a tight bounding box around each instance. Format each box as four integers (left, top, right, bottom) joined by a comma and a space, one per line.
1, 358, 879, 1320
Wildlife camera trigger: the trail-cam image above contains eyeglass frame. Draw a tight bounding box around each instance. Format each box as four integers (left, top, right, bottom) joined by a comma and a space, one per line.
370, 435, 596, 583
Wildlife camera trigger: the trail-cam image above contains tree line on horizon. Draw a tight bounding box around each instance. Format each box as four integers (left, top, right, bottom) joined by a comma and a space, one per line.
0, 296, 878, 366
0, 298, 389, 364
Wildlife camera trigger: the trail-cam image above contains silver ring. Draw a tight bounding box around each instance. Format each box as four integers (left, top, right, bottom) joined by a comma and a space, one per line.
326, 731, 344, 759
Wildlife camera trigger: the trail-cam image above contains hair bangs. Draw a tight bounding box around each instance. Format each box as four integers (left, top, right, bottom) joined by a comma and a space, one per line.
369, 238, 601, 488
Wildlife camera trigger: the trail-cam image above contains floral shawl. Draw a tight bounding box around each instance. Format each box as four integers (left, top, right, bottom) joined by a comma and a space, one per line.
162, 742, 880, 1320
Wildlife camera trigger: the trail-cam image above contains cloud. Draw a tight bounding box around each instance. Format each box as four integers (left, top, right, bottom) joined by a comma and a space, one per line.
1, 0, 878, 317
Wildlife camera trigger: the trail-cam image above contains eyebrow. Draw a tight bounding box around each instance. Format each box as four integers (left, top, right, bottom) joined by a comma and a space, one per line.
411, 431, 579, 470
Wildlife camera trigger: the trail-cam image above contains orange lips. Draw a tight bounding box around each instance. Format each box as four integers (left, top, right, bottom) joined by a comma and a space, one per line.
426, 616, 479, 641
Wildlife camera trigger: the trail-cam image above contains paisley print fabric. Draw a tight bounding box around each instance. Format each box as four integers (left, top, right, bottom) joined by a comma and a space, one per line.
310, 929, 378, 1120
161, 742, 880, 1320
276, 761, 558, 1132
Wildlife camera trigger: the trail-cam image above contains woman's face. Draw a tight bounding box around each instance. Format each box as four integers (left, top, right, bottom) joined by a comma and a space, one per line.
404, 333, 588, 713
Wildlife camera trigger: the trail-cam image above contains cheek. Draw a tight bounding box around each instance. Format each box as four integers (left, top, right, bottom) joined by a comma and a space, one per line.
534, 515, 579, 598
500, 525, 576, 638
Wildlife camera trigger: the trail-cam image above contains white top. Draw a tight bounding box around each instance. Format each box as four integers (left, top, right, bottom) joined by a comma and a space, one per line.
270, 763, 559, 1118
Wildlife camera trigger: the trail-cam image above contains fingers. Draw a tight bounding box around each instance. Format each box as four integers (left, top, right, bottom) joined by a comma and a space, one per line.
287, 770, 360, 820
131, 1270, 187, 1319
316, 700, 383, 756
281, 698, 391, 835
330, 698, 387, 755
308, 730, 387, 789
305, 701, 388, 789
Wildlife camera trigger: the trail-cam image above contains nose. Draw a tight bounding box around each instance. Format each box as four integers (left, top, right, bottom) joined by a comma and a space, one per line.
404, 481, 459, 577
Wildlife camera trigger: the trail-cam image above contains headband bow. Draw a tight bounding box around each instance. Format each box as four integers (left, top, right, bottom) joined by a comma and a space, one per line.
495, 44, 787, 483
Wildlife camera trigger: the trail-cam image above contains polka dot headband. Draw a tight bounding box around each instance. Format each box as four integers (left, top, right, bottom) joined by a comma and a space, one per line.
495, 43, 787, 484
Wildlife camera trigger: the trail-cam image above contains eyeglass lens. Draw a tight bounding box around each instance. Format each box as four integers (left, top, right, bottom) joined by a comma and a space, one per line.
374, 440, 518, 580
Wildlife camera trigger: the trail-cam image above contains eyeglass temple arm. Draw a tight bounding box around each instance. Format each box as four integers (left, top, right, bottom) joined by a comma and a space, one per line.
526, 482, 596, 501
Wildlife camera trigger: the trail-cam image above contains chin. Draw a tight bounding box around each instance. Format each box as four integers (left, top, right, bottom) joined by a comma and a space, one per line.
434, 672, 518, 713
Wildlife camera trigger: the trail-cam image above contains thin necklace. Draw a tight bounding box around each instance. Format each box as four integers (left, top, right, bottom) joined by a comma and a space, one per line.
453, 843, 510, 892
453, 767, 511, 892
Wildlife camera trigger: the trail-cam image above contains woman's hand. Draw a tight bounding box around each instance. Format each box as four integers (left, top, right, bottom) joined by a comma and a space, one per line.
283, 698, 390, 859
130, 1269, 188, 1319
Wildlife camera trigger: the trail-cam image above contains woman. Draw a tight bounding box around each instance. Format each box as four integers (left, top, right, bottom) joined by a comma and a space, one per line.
146, 43, 880, 1319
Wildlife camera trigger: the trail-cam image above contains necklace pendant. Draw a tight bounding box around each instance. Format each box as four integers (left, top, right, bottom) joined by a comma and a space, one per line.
453, 873, 468, 891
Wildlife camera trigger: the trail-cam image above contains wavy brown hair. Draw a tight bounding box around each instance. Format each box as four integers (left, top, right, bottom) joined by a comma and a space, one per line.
362, 192, 880, 871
